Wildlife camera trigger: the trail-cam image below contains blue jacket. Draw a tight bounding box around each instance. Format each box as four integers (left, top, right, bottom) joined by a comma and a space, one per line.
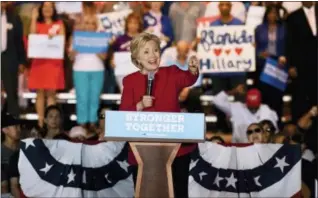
143, 12, 174, 52
255, 23, 286, 58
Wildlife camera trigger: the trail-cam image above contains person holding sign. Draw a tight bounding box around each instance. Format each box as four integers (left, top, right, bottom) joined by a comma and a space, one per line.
143, 2, 174, 52
69, 14, 107, 132
111, 13, 144, 92
28, 2, 65, 128
119, 32, 199, 198
255, 5, 286, 118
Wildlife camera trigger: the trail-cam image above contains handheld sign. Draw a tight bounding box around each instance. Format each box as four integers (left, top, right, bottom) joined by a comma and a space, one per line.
55, 2, 82, 14
28, 34, 65, 59
73, 31, 112, 53
246, 6, 266, 28
104, 111, 205, 142
114, 52, 139, 76
97, 9, 132, 36
260, 58, 288, 91
197, 25, 255, 73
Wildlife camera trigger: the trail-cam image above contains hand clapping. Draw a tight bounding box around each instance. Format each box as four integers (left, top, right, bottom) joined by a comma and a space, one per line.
188, 55, 199, 75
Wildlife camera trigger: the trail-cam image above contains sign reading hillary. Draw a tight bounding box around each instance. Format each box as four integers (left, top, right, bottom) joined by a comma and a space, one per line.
197, 25, 255, 73
73, 31, 112, 53
98, 9, 132, 36
260, 58, 288, 91
105, 111, 205, 142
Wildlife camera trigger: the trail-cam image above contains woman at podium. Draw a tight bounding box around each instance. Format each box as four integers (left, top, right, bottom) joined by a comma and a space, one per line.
120, 32, 199, 198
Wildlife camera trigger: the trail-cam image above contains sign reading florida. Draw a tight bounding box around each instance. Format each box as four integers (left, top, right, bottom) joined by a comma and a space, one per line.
197, 25, 255, 73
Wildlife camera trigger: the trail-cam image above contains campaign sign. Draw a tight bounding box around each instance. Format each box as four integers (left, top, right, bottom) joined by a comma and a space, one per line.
246, 6, 266, 28
55, 2, 82, 14
73, 31, 112, 53
114, 52, 139, 76
197, 25, 256, 73
105, 111, 205, 142
98, 9, 132, 36
260, 58, 288, 91
28, 34, 65, 59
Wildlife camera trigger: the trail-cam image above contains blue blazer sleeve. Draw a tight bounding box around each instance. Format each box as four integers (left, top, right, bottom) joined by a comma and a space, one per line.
255, 24, 265, 58
161, 15, 174, 44
276, 24, 286, 57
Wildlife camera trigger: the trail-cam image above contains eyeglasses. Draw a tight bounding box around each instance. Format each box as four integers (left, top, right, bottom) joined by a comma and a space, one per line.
247, 128, 262, 135
99, 114, 105, 120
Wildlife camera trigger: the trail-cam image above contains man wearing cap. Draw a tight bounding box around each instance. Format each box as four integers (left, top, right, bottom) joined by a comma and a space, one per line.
1, 112, 21, 196
1, 112, 21, 165
213, 85, 279, 143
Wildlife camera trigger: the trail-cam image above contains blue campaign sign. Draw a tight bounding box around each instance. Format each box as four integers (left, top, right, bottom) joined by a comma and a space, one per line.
260, 58, 288, 91
104, 111, 205, 142
72, 31, 112, 53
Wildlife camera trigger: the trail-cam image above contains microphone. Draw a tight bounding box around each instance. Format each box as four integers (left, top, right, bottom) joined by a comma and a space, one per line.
147, 72, 155, 95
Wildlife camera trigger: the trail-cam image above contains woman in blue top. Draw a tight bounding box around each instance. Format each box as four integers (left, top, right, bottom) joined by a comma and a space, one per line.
254, 5, 286, 118
143, 2, 174, 52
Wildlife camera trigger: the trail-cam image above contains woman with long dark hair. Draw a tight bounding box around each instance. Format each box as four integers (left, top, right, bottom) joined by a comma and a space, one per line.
254, 5, 286, 118
41, 105, 69, 140
28, 2, 66, 128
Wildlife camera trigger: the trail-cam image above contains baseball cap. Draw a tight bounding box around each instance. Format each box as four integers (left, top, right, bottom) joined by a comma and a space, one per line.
246, 89, 262, 108
1, 112, 21, 129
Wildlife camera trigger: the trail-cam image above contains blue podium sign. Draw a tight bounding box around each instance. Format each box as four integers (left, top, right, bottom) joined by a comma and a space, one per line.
104, 111, 205, 142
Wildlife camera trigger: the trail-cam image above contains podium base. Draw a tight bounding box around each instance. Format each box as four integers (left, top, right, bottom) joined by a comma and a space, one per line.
129, 142, 181, 198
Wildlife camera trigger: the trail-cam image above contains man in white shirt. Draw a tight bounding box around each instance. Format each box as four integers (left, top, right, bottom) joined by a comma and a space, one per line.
213, 85, 278, 143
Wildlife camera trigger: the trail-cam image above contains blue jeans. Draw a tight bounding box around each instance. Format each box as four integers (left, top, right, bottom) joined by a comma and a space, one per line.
73, 71, 104, 124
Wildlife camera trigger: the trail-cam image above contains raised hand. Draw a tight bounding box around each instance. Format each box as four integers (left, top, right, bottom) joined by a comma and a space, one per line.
188, 55, 199, 75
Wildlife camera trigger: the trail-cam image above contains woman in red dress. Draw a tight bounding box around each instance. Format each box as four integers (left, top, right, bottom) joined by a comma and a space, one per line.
120, 32, 199, 198
28, 2, 65, 127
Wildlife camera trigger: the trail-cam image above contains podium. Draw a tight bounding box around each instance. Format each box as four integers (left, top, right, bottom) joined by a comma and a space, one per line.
105, 111, 205, 198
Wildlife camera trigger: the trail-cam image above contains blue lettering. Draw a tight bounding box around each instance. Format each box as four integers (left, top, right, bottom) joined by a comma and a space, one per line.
200, 58, 253, 72
200, 30, 253, 53
101, 17, 112, 30
200, 58, 211, 70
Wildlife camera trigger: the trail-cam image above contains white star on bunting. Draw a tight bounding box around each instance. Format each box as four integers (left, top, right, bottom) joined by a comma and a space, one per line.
117, 160, 129, 172
105, 173, 111, 183
225, 173, 237, 189
274, 156, 289, 173
82, 171, 86, 184
189, 159, 199, 170
22, 139, 35, 149
213, 172, 224, 187
254, 176, 262, 187
199, 172, 207, 181
67, 169, 76, 184
39, 163, 53, 174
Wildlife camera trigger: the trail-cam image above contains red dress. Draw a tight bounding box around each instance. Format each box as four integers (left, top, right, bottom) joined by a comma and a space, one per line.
28, 20, 65, 90
119, 65, 199, 164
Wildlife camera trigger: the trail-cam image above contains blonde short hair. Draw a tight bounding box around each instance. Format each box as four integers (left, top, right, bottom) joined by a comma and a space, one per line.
130, 32, 161, 68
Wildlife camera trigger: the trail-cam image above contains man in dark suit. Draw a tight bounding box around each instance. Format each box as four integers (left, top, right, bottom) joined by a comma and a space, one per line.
1, 2, 27, 116
286, 2, 318, 121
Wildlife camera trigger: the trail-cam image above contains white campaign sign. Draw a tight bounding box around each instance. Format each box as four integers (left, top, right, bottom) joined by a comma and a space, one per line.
114, 52, 139, 76
55, 2, 82, 14
98, 9, 132, 36
197, 25, 256, 73
246, 6, 266, 29
28, 34, 65, 59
